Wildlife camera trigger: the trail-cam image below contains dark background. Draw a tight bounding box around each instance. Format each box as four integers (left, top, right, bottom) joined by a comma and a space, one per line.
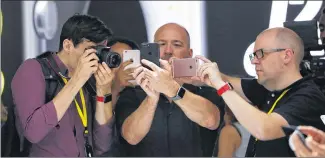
1, 1, 324, 155
2, 0, 324, 120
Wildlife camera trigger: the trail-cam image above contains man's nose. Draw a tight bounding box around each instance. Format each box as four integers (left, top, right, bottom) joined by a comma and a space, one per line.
164, 44, 173, 55
251, 56, 259, 65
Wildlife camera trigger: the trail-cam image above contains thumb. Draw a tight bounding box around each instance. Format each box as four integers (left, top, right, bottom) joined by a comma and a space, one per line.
159, 59, 171, 71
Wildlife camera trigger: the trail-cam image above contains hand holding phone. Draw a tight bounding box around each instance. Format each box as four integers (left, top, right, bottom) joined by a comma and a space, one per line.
282, 125, 308, 151
119, 50, 141, 86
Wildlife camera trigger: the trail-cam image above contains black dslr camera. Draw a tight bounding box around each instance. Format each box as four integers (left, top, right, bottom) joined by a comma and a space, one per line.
90, 45, 121, 68
284, 7, 325, 95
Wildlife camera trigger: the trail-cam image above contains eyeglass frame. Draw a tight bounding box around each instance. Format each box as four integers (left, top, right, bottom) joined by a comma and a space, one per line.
249, 48, 293, 61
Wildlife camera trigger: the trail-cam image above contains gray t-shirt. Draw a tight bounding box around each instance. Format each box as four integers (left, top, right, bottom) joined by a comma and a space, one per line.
232, 122, 250, 157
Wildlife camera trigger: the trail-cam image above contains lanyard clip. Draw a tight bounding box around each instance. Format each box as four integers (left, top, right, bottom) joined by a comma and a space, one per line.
83, 127, 89, 138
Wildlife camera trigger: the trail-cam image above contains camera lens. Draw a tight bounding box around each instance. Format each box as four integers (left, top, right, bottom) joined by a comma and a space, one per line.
94, 45, 121, 68
106, 52, 121, 68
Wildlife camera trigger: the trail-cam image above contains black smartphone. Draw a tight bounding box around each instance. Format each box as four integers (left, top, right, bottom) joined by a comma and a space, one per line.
140, 42, 160, 70
282, 125, 307, 145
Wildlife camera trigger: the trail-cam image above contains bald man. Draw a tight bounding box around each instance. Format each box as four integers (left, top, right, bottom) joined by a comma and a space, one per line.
114, 23, 225, 156
195, 27, 325, 157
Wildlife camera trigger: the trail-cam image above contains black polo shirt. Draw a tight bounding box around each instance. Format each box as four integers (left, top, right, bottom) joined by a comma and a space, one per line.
242, 76, 325, 157
115, 84, 225, 157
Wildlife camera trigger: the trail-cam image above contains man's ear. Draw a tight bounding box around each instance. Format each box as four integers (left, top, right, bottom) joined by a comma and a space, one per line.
189, 48, 193, 58
283, 49, 294, 64
62, 39, 74, 53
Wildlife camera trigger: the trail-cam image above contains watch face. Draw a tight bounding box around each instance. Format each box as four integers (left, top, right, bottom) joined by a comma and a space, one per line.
179, 87, 186, 98
171, 87, 186, 101
104, 94, 112, 103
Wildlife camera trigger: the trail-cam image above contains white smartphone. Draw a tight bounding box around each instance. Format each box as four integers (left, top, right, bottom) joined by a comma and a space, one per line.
321, 115, 325, 125
122, 50, 141, 85
123, 50, 141, 70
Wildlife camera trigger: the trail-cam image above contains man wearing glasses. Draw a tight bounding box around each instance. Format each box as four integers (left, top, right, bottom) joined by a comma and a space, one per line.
193, 27, 325, 157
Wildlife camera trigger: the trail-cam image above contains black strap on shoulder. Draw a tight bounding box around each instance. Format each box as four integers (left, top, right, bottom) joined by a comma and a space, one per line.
35, 52, 63, 102
17, 52, 64, 155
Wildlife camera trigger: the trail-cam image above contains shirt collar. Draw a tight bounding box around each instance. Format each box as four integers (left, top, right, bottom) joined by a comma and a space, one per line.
271, 76, 312, 94
52, 52, 69, 78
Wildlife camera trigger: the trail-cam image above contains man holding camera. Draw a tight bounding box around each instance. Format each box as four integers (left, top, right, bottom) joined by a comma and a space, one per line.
115, 23, 225, 156
11, 14, 115, 157
193, 27, 325, 156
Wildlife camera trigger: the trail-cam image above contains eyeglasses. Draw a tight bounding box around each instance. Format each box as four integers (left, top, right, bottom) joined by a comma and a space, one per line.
249, 48, 287, 61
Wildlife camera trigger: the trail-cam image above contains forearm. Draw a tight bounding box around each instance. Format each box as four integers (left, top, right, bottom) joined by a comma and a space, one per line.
18, 101, 58, 143
95, 87, 114, 125
221, 89, 286, 140
95, 101, 113, 125
52, 77, 84, 121
93, 114, 114, 156
174, 91, 220, 130
121, 96, 158, 145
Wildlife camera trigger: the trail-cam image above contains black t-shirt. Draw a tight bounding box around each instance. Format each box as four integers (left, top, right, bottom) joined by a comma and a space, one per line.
242, 76, 325, 157
115, 84, 225, 157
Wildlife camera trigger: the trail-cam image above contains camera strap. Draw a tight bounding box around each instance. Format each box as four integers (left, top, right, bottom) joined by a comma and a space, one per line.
42, 52, 93, 157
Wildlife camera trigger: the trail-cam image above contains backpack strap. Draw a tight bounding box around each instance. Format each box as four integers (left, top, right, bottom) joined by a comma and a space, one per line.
17, 52, 63, 155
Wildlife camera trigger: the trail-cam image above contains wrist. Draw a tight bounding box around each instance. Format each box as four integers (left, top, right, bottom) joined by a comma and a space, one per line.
167, 81, 181, 98
96, 94, 112, 103
97, 87, 112, 96
214, 81, 226, 90
67, 77, 84, 91
148, 96, 159, 104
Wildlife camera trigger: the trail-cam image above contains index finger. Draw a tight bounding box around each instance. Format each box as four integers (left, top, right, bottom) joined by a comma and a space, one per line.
195, 55, 212, 63
298, 126, 325, 142
169, 57, 179, 64
101, 62, 112, 74
298, 126, 325, 137
83, 48, 97, 58
141, 59, 159, 72
121, 60, 133, 68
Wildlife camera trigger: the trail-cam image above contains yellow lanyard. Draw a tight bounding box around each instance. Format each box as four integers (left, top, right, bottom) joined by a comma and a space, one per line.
255, 89, 290, 141
61, 77, 88, 134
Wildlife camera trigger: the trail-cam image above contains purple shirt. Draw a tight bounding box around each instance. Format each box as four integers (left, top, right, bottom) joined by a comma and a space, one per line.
11, 54, 113, 157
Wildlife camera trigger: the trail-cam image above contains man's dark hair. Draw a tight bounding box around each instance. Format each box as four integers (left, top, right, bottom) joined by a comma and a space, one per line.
58, 14, 113, 51
107, 36, 140, 50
